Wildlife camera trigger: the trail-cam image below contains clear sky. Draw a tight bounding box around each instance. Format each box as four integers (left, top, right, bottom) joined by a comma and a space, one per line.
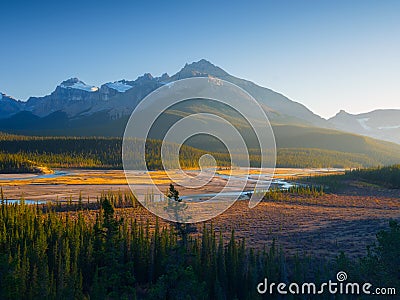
1, 0, 399, 118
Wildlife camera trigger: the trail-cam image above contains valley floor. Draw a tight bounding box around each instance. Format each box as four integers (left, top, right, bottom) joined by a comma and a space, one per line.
0, 167, 398, 259
75, 191, 398, 259
0, 168, 342, 201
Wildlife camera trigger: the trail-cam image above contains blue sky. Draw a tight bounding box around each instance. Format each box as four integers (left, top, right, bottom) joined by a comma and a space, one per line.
0, 0, 399, 118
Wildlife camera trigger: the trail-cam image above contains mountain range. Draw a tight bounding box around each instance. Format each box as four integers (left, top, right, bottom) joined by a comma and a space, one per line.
329, 109, 400, 145
0, 59, 399, 148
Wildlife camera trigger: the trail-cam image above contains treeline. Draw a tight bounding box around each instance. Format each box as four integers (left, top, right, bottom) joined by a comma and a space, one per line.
276, 148, 376, 168
0, 197, 304, 299
0, 197, 398, 299
263, 185, 325, 201
0, 153, 38, 174
347, 165, 400, 189
0, 133, 394, 172
0, 135, 231, 171
0, 134, 121, 169
305, 164, 400, 191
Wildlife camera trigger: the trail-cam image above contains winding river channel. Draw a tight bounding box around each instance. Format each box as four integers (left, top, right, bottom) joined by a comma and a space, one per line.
0, 168, 343, 204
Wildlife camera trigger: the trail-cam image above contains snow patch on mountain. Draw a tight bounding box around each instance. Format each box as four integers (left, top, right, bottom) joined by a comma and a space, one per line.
378, 125, 400, 130
60, 78, 99, 92
105, 81, 133, 92
357, 118, 371, 130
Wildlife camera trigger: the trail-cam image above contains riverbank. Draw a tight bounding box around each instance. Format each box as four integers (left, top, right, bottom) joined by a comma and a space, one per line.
1, 167, 398, 259
0, 168, 342, 202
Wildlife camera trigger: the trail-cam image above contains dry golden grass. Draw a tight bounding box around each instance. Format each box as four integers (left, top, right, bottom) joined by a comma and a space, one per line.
60, 190, 399, 260
1, 168, 398, 260
216, 167, 344, 178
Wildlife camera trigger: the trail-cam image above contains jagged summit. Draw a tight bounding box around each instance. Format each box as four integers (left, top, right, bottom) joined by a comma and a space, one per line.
334, 110, 351, 117
0, 92, 22, 118
171, 59, 229, 80
187, 59, 225, 71
329, 110, 357, 121
0, 92, 17, 101
1, 59, 399, 144
157, 73, 170, 82
60, 77, 81, 86
60, 78, 98, 92
104, 80, 133, 93
136, 73, 154, 81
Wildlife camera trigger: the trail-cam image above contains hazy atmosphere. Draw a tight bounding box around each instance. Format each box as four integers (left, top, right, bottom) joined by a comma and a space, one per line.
0, 1, 399, 299
1, 0, 399, 118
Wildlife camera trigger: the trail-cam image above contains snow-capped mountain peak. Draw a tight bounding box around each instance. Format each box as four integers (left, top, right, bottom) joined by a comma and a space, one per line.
0, 92, 21, 118
105, 81, 133, 93
0, 92, 17, 101
329, 109, 400, 144
60, 78, 99, 92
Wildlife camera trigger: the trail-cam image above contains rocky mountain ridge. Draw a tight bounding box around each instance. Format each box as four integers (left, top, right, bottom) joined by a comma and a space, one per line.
1, 59, 398, 144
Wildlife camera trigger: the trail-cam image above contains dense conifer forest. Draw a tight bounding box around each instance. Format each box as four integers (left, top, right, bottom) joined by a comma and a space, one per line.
0, 153, 38, 173
0, 133, 396, 172
0, 134, 226, 170
1, 133, 399, 298
0, 194, 398, 299
347, 165, 400, 188
302, 164, 400, 192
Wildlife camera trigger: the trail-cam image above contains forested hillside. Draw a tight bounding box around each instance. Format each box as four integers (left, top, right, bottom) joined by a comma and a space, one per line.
0, 132, 399, 172
0, 134, 222, 170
